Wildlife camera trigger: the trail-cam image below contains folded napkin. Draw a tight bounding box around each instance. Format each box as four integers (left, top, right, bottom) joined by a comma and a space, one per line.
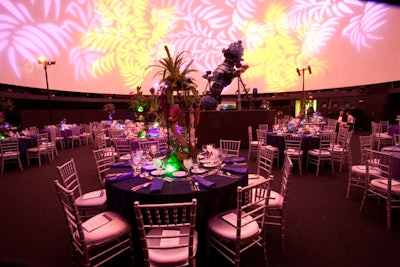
107, 172, 133, 182
111, 162, 131, 167
224, 157, 246, 164
222, 166, 248, 174
193, 176, 216, 188
150, 178, 164, 192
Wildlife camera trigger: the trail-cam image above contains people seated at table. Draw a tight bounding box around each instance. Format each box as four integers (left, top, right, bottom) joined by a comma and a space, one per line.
344, 111, 354, 130
337, 109, 348, 129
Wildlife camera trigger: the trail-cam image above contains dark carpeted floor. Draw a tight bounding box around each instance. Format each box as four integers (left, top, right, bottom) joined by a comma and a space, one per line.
1, 131, 400, 267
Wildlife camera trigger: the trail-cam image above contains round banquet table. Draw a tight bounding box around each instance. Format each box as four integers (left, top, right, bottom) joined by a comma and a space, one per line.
267, 132, 320, 165
381, 146, 400, 180
388, 125, 400, 136
105, 165, 248, 266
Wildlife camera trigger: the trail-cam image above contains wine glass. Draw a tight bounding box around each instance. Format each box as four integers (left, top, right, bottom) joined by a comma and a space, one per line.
131, 154, 142, 175
153, 158, 163, 176
206, 144, 214, 154
150, 145, 158, 157
183, 158, 193, 176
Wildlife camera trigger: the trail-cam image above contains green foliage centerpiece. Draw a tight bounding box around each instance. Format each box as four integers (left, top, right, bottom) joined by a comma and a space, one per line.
147, 46, 201, 173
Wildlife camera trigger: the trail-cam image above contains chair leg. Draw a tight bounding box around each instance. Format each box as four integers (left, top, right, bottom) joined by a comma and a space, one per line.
386, 202, 391, 230
359, 188, 367, 213
18, 158, 23, 171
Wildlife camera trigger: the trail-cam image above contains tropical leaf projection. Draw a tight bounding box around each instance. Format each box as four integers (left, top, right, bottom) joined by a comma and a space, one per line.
0, 0, 393, 94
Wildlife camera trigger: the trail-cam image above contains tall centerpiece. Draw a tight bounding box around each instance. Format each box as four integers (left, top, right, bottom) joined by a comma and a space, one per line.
102, 103, 115, 120
148, 46, 201, 172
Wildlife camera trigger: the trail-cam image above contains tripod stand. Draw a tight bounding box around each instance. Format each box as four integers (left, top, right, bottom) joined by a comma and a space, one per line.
236, 74, 254, 110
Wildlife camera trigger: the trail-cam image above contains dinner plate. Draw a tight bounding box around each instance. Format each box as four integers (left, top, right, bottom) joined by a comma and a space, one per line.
203, 163, 218, 168
172, 171, 187, 177
191, 168, 207, 174
151, 169, 166, 176
200, 159, 211, 164
142, 165, 155, 171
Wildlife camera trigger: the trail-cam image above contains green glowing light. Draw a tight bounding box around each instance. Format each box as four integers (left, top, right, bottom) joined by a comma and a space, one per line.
139, 131, 146, 138
164, 163, 179, 174
137, 105, 144, 113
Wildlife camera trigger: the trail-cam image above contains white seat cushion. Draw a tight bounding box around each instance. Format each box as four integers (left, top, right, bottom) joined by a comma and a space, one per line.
265, 145, 279, 151
75, 189, 107, 207
27, 146, 47, 152
370, 178, 400, 193
146, 226, 198, 266
76, 211, 130, 244
2, 151, 19, 157
248, 174, 267, 185
267, 190, 283, 208
375, 133, 392, 139
208, 210, 260, 242
351, 165, 382, 176
284, 149, 303, 156
308, 149, 331, 156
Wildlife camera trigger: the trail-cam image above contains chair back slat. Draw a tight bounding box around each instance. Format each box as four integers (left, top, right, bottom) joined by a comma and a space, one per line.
220, 139, 241, 157
57, 158, 83, 198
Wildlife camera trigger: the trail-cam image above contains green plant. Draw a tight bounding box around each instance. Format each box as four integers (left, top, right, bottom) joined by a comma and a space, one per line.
147, 46, 201, 160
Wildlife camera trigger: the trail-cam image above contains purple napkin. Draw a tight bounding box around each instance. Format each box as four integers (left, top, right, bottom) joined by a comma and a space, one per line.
222, 166, 248, 174
150, 178, 164, 192
193, 176, 216, 188
224, 157, 246, 164
111, 162, 131, 167
107, 172, 133, 182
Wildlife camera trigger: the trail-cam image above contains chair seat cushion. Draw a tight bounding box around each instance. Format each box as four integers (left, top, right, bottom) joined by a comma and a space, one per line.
208, 210, 260, 242
248, 174, 267, 186
267, 190, 283, 208
76, 211, 130, 244
351, 165, 382, 176
2, 151, 20, 158
284, 149, 303, 155
146, 227, 198, 266
27, 146, 47, 152
75, 189, 107, 207
370, 178, 400, 193
265, 145, 279, 151
375, 133, 392, 139
331, 147, 345, 152
308, 149, 331, 156
249, 141, 259, 145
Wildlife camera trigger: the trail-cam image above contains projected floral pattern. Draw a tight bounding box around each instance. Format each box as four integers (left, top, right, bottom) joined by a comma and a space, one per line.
0, 0, 391, 94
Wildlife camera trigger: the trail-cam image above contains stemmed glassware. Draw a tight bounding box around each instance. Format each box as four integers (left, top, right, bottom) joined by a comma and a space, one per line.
130, 151, 142, 176
183, 158, 193, 177
153, 158, 163, 176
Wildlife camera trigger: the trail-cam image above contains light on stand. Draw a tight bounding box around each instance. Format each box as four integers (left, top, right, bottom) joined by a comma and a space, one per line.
38, 56, 57, 124
296, 65, 312, 115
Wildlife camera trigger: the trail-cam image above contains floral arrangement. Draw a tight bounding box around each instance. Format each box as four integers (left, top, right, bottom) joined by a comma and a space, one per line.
0, 97, 14, 124
260, 100, 271, 110
146, 46, 201, 171
103, 103, 115, 116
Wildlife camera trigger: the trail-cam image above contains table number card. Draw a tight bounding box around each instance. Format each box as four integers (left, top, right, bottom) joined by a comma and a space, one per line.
82, 214, 111, 232
160, 230, 180, 247
82, 190, 103, 200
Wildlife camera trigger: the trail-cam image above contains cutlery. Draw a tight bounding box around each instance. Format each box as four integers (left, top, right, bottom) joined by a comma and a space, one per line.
194, 182, 200, 191
131, 182, 152, 191
106, 172, 130, 178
